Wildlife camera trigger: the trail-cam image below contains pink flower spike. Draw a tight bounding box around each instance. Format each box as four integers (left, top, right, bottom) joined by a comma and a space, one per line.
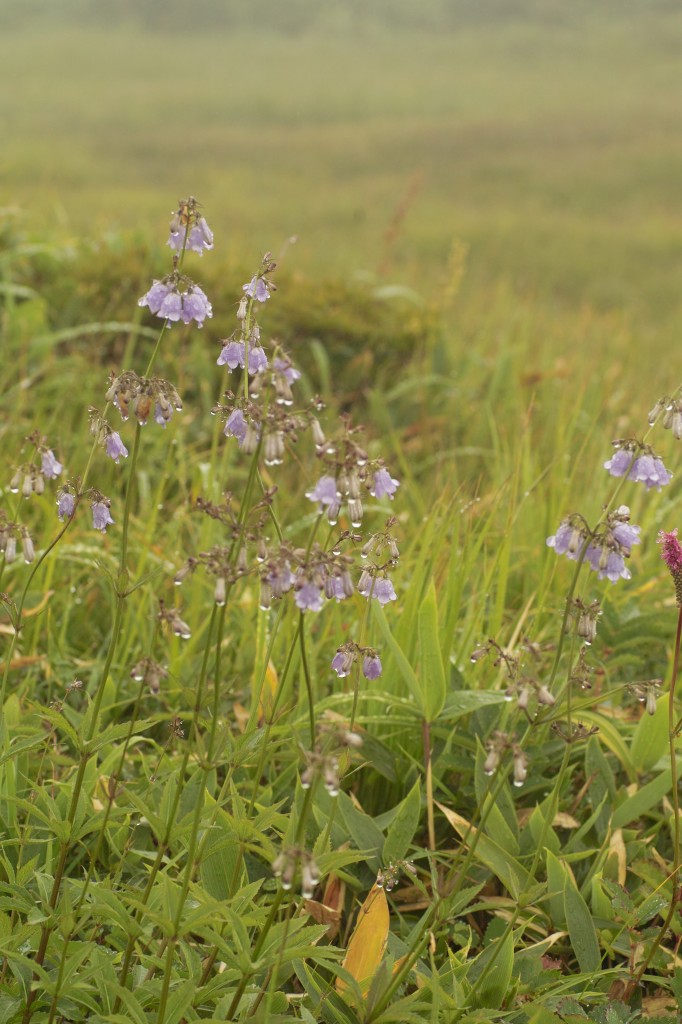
658, 529, 682, 574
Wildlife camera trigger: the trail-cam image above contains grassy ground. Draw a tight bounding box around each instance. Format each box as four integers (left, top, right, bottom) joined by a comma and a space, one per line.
2, 7, 682, 326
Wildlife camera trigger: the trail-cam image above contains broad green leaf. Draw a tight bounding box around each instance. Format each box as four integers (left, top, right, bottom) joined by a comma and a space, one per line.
440, 689, 508, 721
546, 849, 568, 928
337, 792, 384, 868
468, 930, 514, 1009
201, 818, 245, 900
418, 580, 446, 721
577, 710, 635, 781
590, 872, 615, 923
527, 804, 559, 856
585, 735, 616, 839
564, 877, 601, 973
0, 734, 45, 769
355, 730, 397, 783
611, 764, 682, 828
383, 779, 421, 865
164, 977, 203, 1024
630, 696, 668, 772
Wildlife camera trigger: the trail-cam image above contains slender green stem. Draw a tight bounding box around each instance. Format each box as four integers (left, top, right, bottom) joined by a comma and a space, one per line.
120, 424, 142, 572
299, 611, 315, 746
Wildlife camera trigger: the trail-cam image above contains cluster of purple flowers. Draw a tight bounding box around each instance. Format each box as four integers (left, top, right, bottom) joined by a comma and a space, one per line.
306, 466, 399, 528
217, 337, 268, 375
138, 278, 213, 329
547, 506, 641, 583
243, 275, 271, 303
11, 449, 63, 498
331, 642, 382, 680
604, 443, 671, 491
548, 431, 675, 588
56, 491, 115, 535
167, 200, 213, 256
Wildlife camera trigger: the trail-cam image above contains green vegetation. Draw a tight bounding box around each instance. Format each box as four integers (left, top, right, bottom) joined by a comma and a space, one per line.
1, 4, 682, 1021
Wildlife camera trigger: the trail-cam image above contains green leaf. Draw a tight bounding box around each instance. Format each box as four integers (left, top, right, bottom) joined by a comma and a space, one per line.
418, 580, 446, 721
468, 930, 514, 1009
438, 802, 530, 899
630, 696, 668, 772
375, 604, 424, 713
383, 779, 421, 864
440, 689, 508, 721
164, 977, 202, 1024
564, 877, 601, 973
201, 817, 245, 900
577, 710, 636, 781
337, 792, 384, 868
355, 730, 397, 783
546, 850, 568, 928
611, 764, 682, 828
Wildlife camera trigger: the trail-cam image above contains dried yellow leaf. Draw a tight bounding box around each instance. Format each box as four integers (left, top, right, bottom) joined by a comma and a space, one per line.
337, 884, 389, 1001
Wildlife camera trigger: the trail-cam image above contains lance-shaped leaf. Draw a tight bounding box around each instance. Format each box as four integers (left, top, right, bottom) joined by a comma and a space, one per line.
337, 884, 390, 1002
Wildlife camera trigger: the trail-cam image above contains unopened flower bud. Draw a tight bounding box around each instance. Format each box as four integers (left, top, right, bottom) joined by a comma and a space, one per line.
174, 564, 192, 586
301, 861, 316, 900
348, 498, 363, 528
537, 685, 556, 707
214, 577, 227, 606
470, 645, 488, 663
483, 748, 500, 776
22, 533, 35, 564
5, 536, 17, 564
243, 424, 260, 455
171, 614, 191, 639
310, 418, 326, 448
281, 857, 296, 891
568, 528, 583, 554
259, 580, 272, 611
272, 852, 287, 878
512, 749, 528, 787
577, 613, 598, 644
264, 432, 285, 466
648, 398, 666, 425
517, 686, 531, 711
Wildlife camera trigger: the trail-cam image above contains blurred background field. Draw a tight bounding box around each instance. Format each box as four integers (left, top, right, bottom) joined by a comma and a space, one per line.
2, 0, 682, 341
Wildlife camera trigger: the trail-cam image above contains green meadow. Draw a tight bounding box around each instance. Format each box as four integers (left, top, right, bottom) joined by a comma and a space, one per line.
1, 3, 682, 1020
